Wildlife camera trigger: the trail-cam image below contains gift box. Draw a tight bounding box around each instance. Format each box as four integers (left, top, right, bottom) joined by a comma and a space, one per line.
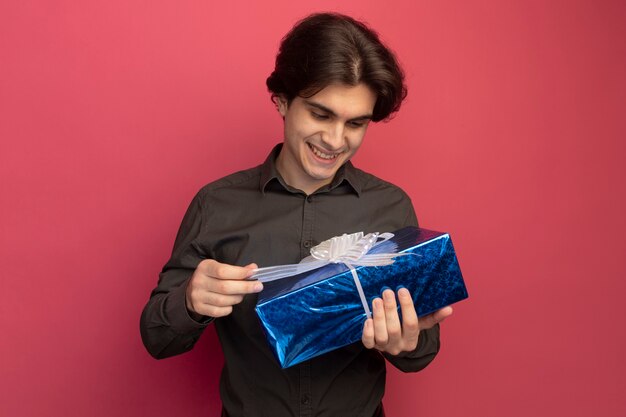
254, 226, 468, 368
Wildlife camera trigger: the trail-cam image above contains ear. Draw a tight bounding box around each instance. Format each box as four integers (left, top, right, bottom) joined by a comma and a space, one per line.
275, 95, 288, 117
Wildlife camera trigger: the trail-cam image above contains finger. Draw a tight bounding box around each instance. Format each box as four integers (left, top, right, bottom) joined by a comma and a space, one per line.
361, 319, 376, 349
201, 292, 245, 308
382, 289, 402, 348
206, 277, 263, 295
434, 306, 454, 322
397, 288, 419, 349
187, 285, 247, 315
199, 259, 257, 280
193, 260, 263, 294
372, 298, 388, 347
418, 306, 454, 330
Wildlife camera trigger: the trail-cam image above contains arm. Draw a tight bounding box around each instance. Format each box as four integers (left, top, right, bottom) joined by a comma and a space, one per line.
139, 193, 262, 359
360, 193, 452, 372
140, 270, 211, 360
140, 193, 206, 359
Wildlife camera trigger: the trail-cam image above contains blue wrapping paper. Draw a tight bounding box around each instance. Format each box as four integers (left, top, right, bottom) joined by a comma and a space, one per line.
255, 226, 468, 368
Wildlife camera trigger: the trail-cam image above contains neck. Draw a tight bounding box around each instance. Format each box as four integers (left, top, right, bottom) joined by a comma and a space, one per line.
275, 151, 331, 195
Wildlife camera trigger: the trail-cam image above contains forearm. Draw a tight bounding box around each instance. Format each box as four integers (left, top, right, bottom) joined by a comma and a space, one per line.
140, 277, 213, 359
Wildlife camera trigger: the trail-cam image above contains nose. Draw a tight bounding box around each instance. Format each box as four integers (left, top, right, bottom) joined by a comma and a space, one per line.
321, 122, 345, 151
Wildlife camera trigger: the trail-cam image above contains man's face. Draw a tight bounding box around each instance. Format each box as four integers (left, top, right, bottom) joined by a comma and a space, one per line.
275, 83, 376, 194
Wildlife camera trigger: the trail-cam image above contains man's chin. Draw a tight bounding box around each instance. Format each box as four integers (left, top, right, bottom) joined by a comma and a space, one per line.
307, 166, 340, 181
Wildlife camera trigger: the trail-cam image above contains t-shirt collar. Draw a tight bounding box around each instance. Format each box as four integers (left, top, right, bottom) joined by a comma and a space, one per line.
260, 143, 362, 197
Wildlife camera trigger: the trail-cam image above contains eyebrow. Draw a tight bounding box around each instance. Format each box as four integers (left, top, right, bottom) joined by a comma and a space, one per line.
304, 100, 373, 122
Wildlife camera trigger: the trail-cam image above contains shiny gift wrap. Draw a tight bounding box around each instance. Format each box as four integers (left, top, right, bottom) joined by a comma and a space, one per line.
255, 226, 468, 368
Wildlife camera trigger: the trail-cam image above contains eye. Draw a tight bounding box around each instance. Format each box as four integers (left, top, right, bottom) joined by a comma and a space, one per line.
311, 111, 329, 120
348, 120, 367, 128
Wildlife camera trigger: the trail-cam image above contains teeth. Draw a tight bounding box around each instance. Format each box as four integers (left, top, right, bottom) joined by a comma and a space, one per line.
309, 144, 339, 160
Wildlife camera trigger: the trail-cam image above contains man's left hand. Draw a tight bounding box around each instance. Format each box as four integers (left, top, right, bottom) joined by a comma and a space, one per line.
361, 288, 453, 356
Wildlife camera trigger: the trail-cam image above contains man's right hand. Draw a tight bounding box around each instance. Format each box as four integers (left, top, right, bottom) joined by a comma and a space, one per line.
185, 259, 262, 319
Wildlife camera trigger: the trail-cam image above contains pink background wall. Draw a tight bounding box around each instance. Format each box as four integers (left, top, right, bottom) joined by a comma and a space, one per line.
2, 1, 625, 416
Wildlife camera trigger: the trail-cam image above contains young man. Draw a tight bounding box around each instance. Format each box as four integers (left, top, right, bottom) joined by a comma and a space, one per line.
141, 13, 452, 417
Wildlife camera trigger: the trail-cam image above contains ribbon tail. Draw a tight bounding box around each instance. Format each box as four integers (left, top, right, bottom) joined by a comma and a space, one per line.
345, 262, 371, 319
351, 253, 410, 267
252, 260, 327, 282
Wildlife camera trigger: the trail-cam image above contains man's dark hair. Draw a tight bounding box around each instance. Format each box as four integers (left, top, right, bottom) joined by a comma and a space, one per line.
266, 12, 407, 122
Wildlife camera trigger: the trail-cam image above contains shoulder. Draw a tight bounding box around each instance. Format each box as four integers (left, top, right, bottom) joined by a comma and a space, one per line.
347, 165, 418, 229
350, 166, 412, 202
195, 165, 263, 201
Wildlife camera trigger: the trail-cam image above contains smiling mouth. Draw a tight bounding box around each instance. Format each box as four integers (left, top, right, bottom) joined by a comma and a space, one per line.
308, 143, 341, 160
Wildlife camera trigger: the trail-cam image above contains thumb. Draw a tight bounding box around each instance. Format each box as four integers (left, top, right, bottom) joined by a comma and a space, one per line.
419, 306, 453, 330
